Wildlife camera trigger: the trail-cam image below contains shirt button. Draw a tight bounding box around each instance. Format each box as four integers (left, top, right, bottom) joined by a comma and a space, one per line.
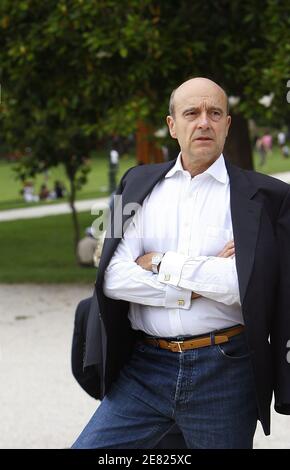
178, 299, 185, 306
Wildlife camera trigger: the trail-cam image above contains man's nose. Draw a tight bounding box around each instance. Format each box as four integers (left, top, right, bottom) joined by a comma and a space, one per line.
197, 111, 210, 129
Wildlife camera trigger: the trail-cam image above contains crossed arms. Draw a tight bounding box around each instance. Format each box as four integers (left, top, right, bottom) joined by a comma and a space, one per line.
103, 220, 241, 308
135, 241, 235, 300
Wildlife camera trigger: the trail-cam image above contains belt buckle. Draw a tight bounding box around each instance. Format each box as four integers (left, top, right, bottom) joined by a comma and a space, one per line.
172, 340, 184, 352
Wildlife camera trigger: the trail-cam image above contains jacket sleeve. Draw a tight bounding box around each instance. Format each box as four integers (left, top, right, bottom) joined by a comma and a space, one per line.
272, 187, 290, 414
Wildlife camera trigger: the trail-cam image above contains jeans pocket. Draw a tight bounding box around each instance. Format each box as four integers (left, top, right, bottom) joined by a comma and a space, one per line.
216, 334, 252, 360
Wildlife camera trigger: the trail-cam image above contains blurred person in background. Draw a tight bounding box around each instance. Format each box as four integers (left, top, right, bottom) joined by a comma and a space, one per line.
77, 227, 98, 267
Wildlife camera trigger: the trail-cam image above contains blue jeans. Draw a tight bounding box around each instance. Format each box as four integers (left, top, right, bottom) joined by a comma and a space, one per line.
72, 332, 258, 449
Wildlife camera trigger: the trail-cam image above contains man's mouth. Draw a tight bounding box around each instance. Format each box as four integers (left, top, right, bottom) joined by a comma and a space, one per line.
194, 137, 213, 141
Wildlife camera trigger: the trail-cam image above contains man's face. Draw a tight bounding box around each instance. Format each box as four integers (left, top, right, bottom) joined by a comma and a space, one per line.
167, 79, 231, 167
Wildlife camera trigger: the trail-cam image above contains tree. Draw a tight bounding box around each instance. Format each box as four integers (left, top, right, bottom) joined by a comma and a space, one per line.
86, 0, 290, 168
0, 0, 155, 250
113, 0, 290, 168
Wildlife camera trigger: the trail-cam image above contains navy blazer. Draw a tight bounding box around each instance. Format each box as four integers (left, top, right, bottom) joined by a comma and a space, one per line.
84, 158, 290, 435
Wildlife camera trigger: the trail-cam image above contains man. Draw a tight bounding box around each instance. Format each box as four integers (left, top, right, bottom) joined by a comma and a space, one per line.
72, 77, 290, 449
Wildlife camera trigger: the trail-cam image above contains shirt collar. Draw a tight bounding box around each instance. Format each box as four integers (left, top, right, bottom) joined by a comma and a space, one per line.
165, 152, 228, 184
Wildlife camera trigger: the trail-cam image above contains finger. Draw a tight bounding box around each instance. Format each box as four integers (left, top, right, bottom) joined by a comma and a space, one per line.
223, 248, 235, 258
224, 246, 235, 253
219, 241, 233, 252
217, 246, 235, 258
225, 240, 235, 249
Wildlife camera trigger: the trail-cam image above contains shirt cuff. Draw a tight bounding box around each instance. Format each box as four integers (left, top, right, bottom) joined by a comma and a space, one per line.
158, 251, 187, 287
164, 284, 192, 309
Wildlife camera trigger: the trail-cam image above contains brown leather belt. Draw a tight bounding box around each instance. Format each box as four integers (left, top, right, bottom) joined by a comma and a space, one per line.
142, 325, 245, 353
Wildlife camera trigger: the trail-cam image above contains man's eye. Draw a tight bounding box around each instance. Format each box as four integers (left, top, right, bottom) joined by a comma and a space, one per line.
210, 110, 222, 120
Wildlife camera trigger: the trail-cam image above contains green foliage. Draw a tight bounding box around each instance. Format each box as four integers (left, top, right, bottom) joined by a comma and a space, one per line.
0, 0, 151, 190
0, 0, 289, 172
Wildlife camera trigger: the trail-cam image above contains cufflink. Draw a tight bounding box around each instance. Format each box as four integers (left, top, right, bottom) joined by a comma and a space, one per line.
164, 274, 171, 281
178, 299, 185, 306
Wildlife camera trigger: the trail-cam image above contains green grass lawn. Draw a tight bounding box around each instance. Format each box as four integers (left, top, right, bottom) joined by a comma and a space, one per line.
253, 147, 290, 174
0, 211, 99, 283
0, 152, 136, 210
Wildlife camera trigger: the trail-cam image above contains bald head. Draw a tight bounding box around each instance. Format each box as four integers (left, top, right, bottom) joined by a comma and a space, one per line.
169, 77, 229, 117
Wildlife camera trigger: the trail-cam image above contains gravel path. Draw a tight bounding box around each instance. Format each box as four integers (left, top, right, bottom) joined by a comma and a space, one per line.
0, 284, 289, 449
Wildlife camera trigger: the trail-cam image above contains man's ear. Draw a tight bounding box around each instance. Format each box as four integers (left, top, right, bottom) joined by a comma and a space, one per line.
166, 115, 177, 139
225, 115, 231, 137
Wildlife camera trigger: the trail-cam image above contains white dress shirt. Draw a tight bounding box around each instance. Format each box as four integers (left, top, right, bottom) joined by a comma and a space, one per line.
103, 153, 243, 337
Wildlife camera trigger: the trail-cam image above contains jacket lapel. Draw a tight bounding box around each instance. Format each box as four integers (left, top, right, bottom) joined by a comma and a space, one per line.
226, 161, 262, 304
97, 160, 176, 288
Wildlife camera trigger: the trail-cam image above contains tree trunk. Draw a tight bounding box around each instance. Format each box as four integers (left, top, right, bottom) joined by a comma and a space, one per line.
136, 121, 164, 164
67, 174, 80, 256
223, 113, 253, 170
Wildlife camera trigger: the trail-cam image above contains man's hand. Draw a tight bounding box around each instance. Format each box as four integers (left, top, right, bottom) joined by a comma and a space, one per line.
191, 240, 235, 299
135, 252, 160, 271
217, 240, 235, 258
191, 292, 201, 299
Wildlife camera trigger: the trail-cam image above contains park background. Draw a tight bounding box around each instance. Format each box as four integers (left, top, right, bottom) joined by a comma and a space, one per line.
0, 0, 290, 448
